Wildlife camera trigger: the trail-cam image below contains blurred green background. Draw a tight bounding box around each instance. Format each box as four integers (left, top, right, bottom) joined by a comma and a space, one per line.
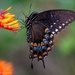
0, 0, 75, 75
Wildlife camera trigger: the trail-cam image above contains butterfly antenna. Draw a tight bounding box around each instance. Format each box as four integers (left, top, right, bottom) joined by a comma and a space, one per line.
17, 18, 25, 33
31, 59, 33, 69
42, 59, 45, 68
29, 3, 32, 15
20, 6, 28, 19
20, 18, 25, 25
22, 11, 28, 18
19, 7, 28, 29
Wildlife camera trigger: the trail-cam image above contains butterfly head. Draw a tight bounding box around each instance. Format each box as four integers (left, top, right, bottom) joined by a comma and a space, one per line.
25, 12, 38, 28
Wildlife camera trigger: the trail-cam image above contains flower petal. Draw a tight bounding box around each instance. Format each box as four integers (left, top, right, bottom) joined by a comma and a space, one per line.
0, 60, 13, 75
0, 7, 20, 32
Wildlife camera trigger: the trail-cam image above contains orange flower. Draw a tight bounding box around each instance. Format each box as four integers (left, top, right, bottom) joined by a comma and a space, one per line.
0, 7, 20, 32
0, 60, 13, 75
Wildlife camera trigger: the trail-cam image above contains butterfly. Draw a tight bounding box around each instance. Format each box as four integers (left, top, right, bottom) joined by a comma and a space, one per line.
24, 10, 75, 69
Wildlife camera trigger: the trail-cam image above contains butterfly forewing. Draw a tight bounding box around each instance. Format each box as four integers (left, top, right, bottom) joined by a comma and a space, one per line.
33, 10, 75, 34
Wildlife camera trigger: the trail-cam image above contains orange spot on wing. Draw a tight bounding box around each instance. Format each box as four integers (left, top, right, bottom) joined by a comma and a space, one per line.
39, 56, 42, 59
34, 54, 37, 57
45, 28, 49, 33
43, 38, 46, 41
33, 43, 37, 46
43, 52, 47, 55
47, 47, 51, 51
50, 34, 53, 38
29, 50, 33, 53
49, 41, 53, 44
41, 42, 44, 46
30, 42, 33, 46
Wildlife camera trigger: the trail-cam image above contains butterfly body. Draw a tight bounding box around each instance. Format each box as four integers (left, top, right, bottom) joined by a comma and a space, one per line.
25, 10, 75, 69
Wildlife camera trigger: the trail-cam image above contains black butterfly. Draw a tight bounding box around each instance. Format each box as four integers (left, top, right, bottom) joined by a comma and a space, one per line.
25, 10, 75, 69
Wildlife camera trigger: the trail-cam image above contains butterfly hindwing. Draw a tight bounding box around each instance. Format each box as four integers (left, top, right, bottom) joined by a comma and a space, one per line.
28, 22, 54, 68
